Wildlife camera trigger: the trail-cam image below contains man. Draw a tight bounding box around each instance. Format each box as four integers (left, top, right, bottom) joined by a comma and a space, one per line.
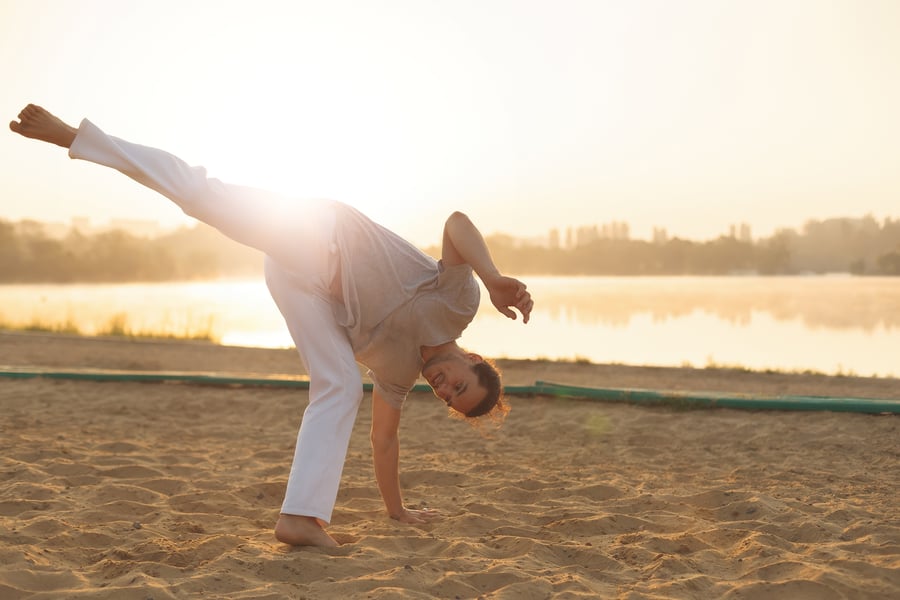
10, 104, 533, 547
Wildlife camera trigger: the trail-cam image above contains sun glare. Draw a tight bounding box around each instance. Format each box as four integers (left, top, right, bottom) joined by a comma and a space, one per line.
2, 2, 899, 244
195, 85, 424, 233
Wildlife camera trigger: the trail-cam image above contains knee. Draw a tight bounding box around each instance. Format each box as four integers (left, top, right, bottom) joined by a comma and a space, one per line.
309, 368, 363, 407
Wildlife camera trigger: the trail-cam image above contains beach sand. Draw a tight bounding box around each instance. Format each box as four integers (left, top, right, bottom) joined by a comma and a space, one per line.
1, 332, 898, 599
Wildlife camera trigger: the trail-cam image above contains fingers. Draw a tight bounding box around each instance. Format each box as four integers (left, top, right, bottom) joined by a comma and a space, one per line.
515, 290, 533, 324
488, 276, 532, 322
519, 303, 532, 324
520, 300, 533, 324
395, 508, 440, 524
500, 306, 516, 320
494, 295, 532, 322
403, 514, 427, 524
492, 296, 517, 320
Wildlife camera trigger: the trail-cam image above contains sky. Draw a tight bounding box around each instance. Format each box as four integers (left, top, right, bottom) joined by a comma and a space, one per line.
2, 0, 899, 246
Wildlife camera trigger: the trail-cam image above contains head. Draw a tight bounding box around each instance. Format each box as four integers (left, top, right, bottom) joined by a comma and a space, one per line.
421, 349, 508, 421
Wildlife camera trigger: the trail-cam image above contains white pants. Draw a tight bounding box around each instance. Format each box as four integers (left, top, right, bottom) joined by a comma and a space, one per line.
70, 120, 364, 522
265, 255, 363, 522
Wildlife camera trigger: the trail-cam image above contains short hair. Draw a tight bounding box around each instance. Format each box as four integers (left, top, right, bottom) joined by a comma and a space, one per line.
465, 358, 509, 421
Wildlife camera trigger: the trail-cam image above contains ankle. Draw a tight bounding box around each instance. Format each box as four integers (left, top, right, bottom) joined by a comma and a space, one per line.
57, 124, 78, 149
274, 514, 338, 547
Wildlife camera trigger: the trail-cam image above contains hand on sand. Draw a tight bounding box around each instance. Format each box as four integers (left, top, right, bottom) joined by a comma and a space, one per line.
9, 104, 78, 149
391, 507, 441, 525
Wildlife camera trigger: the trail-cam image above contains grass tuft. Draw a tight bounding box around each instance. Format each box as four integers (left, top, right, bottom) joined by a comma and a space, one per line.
1, 313, 218, 343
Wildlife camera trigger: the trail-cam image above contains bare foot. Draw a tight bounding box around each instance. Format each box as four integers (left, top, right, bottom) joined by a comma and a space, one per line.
9, 104, 78, 149
274, 514, 339, 547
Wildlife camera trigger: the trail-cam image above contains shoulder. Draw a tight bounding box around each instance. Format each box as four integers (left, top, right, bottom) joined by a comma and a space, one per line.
437, 262, 479, 298
437, 260, 474, 280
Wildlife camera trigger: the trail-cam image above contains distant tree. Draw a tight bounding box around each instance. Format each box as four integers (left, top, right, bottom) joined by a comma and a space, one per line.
3, 213, 899, 282
756, 230, 793, 275
659, 238, 692, 274
876, 250, 900, 275
0, 221, 23, 279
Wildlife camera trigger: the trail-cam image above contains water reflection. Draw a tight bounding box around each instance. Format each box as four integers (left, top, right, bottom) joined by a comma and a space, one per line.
515, 276, 900, 333
1, 276, 898, 376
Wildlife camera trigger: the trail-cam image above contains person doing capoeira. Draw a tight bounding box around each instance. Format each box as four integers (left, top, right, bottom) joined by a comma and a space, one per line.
10, 104, 533, 547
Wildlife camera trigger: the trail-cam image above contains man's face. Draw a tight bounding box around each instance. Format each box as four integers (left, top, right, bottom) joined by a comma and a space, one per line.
421, 352, 487, 415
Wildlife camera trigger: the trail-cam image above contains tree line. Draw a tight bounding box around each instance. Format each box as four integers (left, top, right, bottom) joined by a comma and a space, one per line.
0, 220, 262, 282
1, 215, 898, 283
425, 215, 900, 276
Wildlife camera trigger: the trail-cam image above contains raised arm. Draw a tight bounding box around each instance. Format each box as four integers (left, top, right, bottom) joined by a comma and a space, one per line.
442, 211, 533, 323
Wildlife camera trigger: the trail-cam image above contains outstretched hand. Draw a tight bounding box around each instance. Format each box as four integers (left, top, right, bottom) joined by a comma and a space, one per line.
486, 275, 533, 324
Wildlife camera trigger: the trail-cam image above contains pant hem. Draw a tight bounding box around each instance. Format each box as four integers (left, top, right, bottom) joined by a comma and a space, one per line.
279, 507, 332, 524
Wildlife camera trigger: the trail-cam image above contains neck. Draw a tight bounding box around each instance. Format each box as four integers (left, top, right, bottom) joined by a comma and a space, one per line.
420, 341, 460, 363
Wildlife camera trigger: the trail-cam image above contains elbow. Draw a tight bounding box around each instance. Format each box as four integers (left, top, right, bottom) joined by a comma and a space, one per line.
446, 211, 470, 227
444, 211, 473, 239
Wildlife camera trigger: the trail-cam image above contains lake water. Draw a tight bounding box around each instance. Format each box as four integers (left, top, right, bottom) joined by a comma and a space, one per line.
2, 276, 898, 377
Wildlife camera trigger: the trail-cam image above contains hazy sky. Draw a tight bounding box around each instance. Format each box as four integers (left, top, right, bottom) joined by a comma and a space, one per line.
2, 0, 899, 245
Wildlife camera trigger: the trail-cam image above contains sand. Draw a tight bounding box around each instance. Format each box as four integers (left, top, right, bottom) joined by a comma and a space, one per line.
1, 332, 898, 599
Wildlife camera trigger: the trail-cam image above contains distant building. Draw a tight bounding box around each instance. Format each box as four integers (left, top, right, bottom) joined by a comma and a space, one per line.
728, 222, 752, 242
601, 221, 630, 241
575, 225, 599, 246
652, 227, 668, 244
568, 221, 633, 247
547, 228, 560, 249
512, 234, 548, 248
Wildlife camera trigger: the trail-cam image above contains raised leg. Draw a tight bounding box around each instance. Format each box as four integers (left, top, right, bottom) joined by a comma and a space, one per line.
16, 105, 333, 270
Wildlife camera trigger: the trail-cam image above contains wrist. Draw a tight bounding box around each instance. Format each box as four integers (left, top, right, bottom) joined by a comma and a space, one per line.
479, 269, 502, 285
384, 499, 405, 519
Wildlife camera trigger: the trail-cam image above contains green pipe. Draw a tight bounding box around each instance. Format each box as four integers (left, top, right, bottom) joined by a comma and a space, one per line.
531, 381, 899, 415
0, 368, 538, 395
0, 369, 896, 414
0, 369, 315, 388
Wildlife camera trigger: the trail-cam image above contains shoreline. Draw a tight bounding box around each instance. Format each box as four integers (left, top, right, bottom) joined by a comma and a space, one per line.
3, 330, 898, 401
